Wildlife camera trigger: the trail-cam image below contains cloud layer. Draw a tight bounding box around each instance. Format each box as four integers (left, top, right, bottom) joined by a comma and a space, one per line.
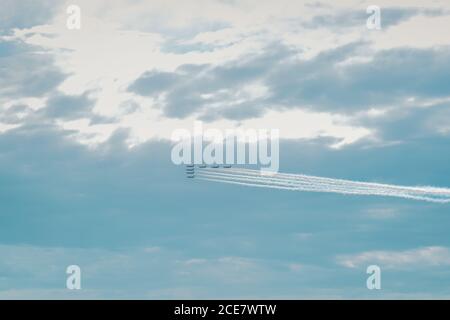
1, 0, 450, 298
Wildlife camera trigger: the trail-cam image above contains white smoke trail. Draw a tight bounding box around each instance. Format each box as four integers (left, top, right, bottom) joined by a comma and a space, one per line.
197, 171, 427, 199
213, 168, 450, 196
196, 168, 450, 203
199, 168, 450, 197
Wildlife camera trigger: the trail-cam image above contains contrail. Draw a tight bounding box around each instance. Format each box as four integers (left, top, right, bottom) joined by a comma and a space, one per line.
195, 168, 450, 203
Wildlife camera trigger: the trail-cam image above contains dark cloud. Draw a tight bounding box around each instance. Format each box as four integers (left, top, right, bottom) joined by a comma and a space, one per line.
267, 46, 450, 112
128, 71, 178, 96
1, 123, 450, 253
0, 40, 67, 99
354, 101, 450, 142
128, 45, 294, 119
1, 119, 450, 297
0, 104, 32, 124
0, 0, 62, 34
41, 91, 96, 120
129, 42, 450, 122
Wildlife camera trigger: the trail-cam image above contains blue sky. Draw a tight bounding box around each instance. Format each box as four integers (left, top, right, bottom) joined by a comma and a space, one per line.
1, 0, 450, 299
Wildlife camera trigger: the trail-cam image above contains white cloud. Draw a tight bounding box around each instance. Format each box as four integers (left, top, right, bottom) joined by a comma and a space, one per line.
370, 15, 450, 50
337, 246, 450, 269
4, 0, 448, 148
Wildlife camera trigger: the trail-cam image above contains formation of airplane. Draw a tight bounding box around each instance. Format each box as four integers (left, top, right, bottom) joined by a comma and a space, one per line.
185, 164, 231, 178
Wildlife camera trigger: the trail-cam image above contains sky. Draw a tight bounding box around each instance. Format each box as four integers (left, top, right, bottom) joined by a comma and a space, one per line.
1, 0, 450, 299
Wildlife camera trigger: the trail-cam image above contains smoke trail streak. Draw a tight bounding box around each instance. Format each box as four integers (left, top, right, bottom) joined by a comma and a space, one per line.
199, 170, 450, 197
197, 173, 450, 203
197, 171, 429, 199
198, 175, 444, 202
197, 170, 420, 196
199, 177, 300, 191
196, 168, 450, 203
199, 168, 450, 196
208, 168, 450, 195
